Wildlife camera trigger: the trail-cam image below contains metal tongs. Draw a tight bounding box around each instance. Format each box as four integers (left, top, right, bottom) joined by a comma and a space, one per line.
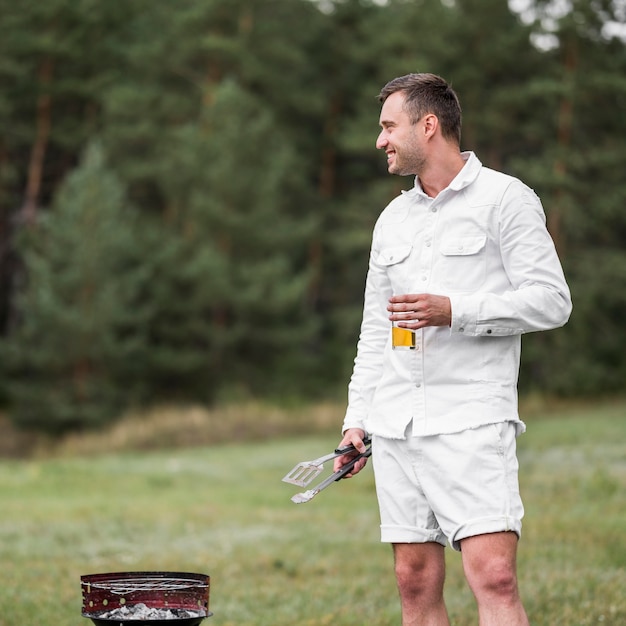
282, 438, 371, 504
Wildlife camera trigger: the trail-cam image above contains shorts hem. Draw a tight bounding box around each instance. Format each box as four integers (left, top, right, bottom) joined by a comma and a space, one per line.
450, 516, 522, 551
380, 524, 447, 546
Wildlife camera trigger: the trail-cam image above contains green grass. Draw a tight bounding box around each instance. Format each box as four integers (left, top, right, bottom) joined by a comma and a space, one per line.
0, 400, 624, 625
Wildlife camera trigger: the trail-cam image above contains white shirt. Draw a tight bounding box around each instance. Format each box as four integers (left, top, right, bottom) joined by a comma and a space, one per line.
342, 152, 572, 439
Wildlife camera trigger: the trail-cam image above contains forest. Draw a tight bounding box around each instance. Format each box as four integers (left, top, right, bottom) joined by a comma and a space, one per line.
1, 0, 625, 434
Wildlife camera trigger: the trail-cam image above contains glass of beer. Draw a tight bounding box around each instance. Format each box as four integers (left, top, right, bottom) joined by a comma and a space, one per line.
392, 321, 415, 350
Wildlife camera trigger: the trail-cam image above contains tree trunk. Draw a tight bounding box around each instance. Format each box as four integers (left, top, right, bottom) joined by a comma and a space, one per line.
549, 36, 578, 257
307, 95, 342, 311
21, 56, 55, 226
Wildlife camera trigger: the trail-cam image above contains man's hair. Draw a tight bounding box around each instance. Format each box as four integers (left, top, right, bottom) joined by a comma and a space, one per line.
378, 73, 462, 145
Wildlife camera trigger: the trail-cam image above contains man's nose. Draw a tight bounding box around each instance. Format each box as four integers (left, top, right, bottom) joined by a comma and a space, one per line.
376, 130, 387, 150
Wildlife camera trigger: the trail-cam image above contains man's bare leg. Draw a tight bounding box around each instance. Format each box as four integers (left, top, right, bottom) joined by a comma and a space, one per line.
393, 542, 450, 626
460, 532, 529, 626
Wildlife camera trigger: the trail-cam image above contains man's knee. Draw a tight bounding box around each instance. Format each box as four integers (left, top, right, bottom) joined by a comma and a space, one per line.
393, 543, 446, 597
461, 532, 521, 600
471, 558, 518, 597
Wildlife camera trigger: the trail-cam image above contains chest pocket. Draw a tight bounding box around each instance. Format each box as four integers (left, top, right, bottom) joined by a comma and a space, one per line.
439, 235, 487, 291
377, 245, 412, 266
376, 245, 412, 293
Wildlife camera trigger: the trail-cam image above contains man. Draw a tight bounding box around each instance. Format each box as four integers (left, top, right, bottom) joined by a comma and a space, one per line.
334, 73, 572, 626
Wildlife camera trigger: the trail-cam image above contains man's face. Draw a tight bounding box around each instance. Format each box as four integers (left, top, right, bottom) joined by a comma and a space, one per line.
376, 91, 425, 176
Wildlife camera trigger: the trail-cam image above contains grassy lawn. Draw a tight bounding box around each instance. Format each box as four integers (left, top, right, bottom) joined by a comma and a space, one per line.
0, 400, 624, 625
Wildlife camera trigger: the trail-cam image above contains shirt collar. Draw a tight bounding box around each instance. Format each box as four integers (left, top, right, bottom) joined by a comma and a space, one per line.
412, 151, 482, 197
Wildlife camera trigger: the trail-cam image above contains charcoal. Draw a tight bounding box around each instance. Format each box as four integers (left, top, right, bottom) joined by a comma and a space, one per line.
97, 603, 204, 620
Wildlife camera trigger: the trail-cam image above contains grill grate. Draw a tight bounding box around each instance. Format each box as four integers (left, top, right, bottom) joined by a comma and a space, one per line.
85, 576, 208, 596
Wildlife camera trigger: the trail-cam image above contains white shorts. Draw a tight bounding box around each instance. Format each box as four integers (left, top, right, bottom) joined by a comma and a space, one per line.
372, 421, 524, 551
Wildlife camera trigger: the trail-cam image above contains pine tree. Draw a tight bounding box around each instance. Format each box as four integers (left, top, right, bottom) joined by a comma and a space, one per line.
0, 0, 138, 341
138, 80, 318, 400
1, 143, 146, 433
99, 0, 327, 398
510, 0, 626, 394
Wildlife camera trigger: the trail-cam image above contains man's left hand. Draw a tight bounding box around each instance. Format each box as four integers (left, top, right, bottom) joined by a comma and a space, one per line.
388, 293, 452, 328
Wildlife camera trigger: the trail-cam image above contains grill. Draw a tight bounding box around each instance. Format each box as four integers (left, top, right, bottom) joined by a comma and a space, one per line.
81, 571, 211, 625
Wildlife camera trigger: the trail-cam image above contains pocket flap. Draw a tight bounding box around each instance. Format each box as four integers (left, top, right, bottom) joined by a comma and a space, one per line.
440, 235, 486, 256
377, 245, 412, 266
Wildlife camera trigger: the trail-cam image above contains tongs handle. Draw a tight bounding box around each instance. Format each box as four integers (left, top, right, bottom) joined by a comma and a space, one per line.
322, 446, 372, 488
334, 435, 371, 456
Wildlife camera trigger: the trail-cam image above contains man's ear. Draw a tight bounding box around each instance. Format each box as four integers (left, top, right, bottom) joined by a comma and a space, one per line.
422, 113, 438, 139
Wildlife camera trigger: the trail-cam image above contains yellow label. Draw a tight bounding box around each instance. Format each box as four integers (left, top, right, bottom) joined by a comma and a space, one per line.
392, 326, 415, 348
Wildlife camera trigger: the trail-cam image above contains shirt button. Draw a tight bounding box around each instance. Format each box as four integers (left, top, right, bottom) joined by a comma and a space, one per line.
459, 327, 465, 332
421, 275, 427, 281
487, 329, 492, 334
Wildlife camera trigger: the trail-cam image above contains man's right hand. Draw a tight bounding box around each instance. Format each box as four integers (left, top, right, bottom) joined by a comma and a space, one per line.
333, 428, 369, 477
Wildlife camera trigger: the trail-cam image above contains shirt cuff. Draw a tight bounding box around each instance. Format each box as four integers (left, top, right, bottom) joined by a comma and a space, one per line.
341, 415, 368, 436
450, 293, 524, 337
449, 294, 479, 335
